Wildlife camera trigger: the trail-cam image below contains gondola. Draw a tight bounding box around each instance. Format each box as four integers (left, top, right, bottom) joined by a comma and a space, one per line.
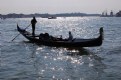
17, 25, 103, 48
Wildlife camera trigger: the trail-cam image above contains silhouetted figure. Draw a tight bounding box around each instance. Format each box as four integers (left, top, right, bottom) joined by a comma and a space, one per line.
68, 31, 73, 41
31, 17, 37, 36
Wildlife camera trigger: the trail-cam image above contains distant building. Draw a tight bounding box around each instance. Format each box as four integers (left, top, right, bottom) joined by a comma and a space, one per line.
116, 10, 121, 17
0, 14, 2, 18
110, 10, 114, 17
101, 10, 114, 17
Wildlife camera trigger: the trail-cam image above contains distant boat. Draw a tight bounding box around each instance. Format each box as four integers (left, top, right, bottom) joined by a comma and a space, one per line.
48, 16, 57, 19
17, 25, 103, 48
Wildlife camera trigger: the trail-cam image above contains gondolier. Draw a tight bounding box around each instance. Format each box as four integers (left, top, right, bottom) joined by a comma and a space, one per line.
31, 17, 37, 36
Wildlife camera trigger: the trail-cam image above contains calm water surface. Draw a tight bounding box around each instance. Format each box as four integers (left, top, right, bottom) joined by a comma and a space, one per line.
0, 17, 121, 80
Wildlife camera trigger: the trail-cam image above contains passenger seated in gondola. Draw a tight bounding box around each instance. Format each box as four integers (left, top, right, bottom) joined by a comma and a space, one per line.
44, 33, 50, 39
39, 33, 44, 39
39, 33, 50, 40
39, 33, 63, 41
68, 31, 73, 41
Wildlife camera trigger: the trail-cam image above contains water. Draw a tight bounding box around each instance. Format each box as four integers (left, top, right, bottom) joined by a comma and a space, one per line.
0, 17, 121, 80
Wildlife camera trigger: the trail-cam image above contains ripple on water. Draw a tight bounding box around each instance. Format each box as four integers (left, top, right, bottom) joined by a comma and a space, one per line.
0, 17, 121, 80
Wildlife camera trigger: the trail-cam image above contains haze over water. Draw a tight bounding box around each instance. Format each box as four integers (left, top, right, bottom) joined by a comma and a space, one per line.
0, 0, 121, 14
0, 17, 121, 80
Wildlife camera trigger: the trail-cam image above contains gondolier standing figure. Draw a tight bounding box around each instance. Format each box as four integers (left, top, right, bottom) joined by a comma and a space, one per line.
31, 17, 37, 36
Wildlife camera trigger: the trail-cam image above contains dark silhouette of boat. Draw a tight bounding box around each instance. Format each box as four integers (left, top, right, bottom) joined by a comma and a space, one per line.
17, 25, 103, 48
48, 16, 57, 19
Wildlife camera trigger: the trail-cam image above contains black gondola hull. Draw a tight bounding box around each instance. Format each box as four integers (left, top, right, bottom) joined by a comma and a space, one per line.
17, 25, 103, 48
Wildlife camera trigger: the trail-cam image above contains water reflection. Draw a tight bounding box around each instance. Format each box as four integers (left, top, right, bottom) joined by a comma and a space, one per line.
23, 43, 105, 80
0, 18, 109, 80
66, 48, 90, 56
1, 17, 114, 80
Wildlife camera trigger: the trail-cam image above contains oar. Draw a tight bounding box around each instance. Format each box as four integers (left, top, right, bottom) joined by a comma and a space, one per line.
11, 24, 31, 41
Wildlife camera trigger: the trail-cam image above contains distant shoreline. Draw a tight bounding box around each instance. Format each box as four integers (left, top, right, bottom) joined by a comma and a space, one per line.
0, 13, 100, 18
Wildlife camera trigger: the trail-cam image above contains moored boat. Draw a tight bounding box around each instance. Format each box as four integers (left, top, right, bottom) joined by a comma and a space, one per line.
17, 25, 103, 48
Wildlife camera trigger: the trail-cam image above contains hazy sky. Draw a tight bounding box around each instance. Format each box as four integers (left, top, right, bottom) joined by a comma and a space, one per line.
0, 0, 121, 14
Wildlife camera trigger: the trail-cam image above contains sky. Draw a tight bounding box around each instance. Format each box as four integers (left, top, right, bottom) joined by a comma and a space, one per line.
0, 0, 121, 14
